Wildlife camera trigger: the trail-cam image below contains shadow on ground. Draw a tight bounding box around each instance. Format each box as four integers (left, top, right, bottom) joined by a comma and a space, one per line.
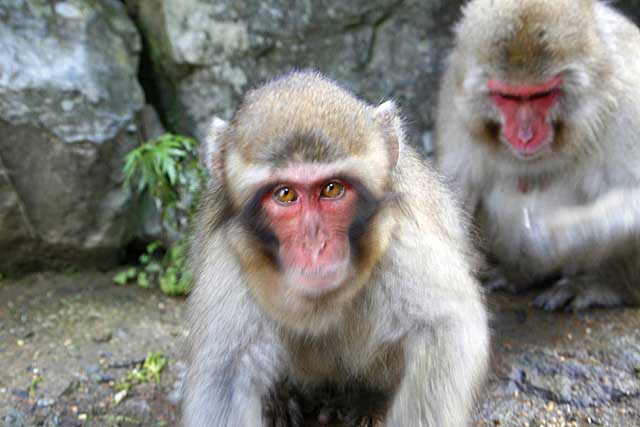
1, 272, 639, 426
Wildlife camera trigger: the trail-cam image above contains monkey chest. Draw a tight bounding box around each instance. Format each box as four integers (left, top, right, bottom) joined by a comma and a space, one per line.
479, 181, 583, 248
286, 342, 401, 385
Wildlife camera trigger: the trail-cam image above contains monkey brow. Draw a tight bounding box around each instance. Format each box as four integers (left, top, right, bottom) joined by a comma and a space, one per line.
265, 131, 346, 165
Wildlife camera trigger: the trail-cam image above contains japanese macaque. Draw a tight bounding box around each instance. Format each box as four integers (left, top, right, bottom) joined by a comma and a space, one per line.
435, 0, 640, 311
184, 71, 489, 427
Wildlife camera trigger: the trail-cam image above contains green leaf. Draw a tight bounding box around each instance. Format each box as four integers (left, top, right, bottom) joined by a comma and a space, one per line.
137, 272, 150, 288
113, 267, 137, 285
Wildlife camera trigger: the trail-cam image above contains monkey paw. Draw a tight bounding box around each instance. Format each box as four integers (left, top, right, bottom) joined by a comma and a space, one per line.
480, 266, 526, 293
532, 277, 625, 311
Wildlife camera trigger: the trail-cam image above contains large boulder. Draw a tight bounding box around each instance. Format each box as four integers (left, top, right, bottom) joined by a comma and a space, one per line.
127, 0, 465, 151
0, 0, 144, 273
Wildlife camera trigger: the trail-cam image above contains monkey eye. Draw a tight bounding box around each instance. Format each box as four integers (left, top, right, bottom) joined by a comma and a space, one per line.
320, 181, 345, 199
273, 186, 298, 205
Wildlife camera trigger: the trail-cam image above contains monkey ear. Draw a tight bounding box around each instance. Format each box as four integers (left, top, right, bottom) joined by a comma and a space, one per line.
204, 116, 229, 182
373, 101, 402, 168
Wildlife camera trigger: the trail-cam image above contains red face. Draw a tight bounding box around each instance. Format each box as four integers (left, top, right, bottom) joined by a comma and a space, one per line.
488, 76, 563, 158
261, 176, 358, 295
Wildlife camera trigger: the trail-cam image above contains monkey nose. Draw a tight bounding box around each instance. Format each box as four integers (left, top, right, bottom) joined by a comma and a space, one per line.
518, 126, 534, 144
303, 240, 327, 257
516, 105, 535, 144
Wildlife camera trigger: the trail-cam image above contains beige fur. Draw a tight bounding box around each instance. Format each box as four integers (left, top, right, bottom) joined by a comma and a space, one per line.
185, 71, 489, 426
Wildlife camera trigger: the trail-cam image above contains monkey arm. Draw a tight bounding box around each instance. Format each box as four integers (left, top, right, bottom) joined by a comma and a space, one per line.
183, 306, 284, 427
525, 187, 640, 270
382, 225, 489, 427
385, 296, 489, 427
184, 238, 285, 427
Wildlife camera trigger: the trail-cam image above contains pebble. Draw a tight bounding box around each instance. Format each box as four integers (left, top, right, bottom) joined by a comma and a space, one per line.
36, 398, 55, 408
92, 330, 112, 343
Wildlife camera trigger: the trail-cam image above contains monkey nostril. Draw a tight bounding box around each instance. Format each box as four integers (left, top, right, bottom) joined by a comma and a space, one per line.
518, 126, 534, 143
303, 240, 327, 256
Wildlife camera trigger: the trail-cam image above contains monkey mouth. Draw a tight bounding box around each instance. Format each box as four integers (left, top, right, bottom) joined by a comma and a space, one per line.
503, 135, 552, 160
284, 261, 350, 297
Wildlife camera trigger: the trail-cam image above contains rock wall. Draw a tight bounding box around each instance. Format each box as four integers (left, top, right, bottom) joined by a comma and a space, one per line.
1, 0, 639, 273
0, 0, 144, 273
127, 0, 466, 150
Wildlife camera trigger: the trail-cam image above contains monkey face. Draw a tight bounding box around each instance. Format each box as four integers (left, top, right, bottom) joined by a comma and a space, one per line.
487, 76, 563, 159
230, 159, 388, 333
261, 173, 356, 296
211, 72, 398, 333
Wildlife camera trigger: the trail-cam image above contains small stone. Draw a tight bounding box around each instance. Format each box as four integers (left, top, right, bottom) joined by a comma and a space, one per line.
92, 330, 112, 343
54, 2, 82, 19
3, 409, 25, 427
123, 398, 151, 417
114, 389, 127, 404
97, 374, 114, 383
36, 398, 55, 408
61, 100, 74, 112
11, 389, 29, 400
84, 363, 100, 374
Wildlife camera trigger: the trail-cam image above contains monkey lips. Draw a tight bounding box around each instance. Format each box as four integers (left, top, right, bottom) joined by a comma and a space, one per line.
488, 76, 563, 158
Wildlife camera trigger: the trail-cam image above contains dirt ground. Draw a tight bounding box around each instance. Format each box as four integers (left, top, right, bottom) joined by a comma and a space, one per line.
1, 271, 639, 427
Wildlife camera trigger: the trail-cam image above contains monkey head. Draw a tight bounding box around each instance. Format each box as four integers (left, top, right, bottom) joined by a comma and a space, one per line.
208, 72, 401, 334
452, 0, 615, 168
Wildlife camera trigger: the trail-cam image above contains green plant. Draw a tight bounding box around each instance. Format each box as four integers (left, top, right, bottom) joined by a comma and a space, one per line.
117, 133, 207, 295
113, 240, 191, 295
29, 374, 43, 399
115, 352, 168, 403
158, 240, 191, 296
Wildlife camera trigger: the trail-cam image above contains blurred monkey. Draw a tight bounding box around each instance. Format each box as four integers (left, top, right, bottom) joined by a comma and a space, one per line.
435, 0, 640, 310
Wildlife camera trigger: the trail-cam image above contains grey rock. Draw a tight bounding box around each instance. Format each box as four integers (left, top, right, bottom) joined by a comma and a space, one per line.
92, 328, 113, 343
9, 390, 28, 401
35, 398, 55, 408
0, 0, 145, 273
510, 350, 639, 407
128, 0, 465, 146
3, 409, 25, 427
122, 398, 152, 421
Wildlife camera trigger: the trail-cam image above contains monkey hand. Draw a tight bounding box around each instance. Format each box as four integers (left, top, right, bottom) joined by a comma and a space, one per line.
521, 208, 568, 273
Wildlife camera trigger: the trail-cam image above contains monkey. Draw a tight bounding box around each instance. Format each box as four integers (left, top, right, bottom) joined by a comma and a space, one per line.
434, 0, 640, 311
184, 71, 489, 427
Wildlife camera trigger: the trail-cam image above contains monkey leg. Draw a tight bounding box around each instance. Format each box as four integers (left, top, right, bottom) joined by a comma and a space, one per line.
297, 384, 388, 426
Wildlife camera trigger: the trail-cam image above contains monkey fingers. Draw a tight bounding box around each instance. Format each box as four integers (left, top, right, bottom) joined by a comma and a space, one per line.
532, 276, 625, 311
479, 265, 527, 293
